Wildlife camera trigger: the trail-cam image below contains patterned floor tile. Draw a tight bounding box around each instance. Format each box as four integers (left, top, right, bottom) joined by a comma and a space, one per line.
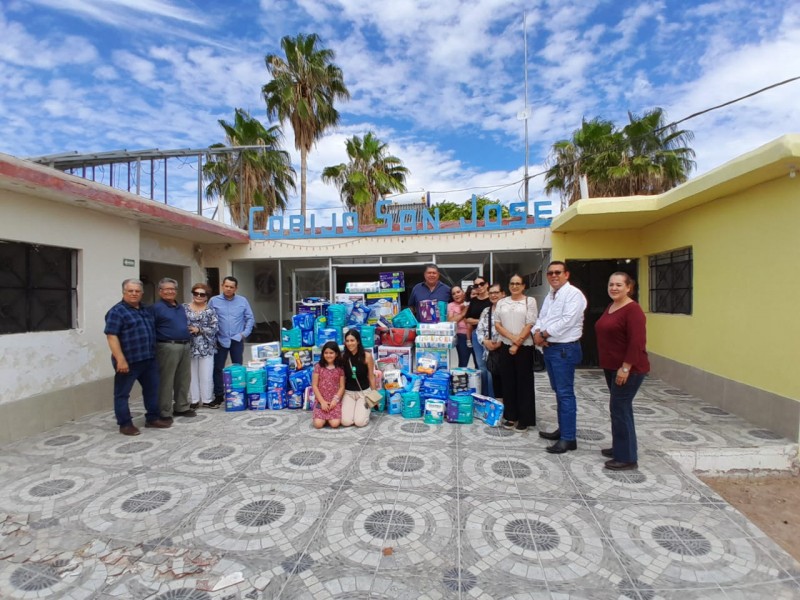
0, 372, 796, 599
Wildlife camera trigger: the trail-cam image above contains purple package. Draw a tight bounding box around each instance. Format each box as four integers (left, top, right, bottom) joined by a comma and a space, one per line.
418, 299, 438, 323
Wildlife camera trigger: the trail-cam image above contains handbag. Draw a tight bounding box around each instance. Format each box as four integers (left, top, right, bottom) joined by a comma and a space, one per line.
485, 306, 502, 376
348, 356, 382, 408
380, 327, 416, 347
486, 348, 501, 375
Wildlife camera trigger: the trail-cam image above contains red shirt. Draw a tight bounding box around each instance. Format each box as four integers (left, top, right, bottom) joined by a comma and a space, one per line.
594, 301, 650, 373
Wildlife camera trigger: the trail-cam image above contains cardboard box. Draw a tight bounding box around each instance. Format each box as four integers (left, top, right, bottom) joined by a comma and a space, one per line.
379, 271, 405, 291
415, 346, 451, 372
334, 293, 365, 304
251, 342, 281, 361
365, 291, 401, 321
377, 345, 413, 372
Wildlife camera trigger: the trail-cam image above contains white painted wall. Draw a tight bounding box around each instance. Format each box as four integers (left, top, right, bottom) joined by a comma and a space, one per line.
0, 191, 207, 406
0, 191, 139, 404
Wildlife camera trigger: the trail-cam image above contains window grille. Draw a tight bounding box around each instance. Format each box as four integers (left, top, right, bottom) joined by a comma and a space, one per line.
0, 241, 78, 334
649, 248, 692, 314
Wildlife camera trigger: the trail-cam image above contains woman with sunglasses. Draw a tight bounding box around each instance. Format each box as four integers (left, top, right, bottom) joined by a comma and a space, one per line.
184, 283, 218, 409
465, 277, 492, 392
493, 274, 538, 432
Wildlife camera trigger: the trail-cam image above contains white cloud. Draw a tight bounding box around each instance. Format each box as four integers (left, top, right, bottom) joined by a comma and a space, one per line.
1, 0, 797, 220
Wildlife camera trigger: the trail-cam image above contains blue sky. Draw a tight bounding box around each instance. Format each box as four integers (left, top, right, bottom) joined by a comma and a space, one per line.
1, 0, 798, 222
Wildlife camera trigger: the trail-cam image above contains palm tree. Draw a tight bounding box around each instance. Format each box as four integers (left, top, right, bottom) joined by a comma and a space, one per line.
544, 118, 623, 209
614, 108, 696, 195
544, 109, 695, 208
203, 108, 296, 230
322, 132, 409, 224
263, 33, 350, 219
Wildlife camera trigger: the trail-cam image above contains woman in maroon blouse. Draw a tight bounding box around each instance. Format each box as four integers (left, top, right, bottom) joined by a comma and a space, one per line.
594, 272, 650, 470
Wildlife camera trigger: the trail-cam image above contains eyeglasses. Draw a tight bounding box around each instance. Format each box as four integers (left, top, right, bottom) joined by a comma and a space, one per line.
192, 291, 207, 297
489, 290, 501, 294
546, 270, 564, 276
509, 282, 524, 286
474, 281, 486, 287
161, 288, 177, 292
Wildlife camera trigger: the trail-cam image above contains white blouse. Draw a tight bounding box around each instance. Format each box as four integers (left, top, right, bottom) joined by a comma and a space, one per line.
494, 296, 538, 346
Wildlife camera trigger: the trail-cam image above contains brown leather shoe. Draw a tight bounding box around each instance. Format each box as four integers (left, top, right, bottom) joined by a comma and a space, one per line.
119, 424, 140, 436
145, 419, 173, 429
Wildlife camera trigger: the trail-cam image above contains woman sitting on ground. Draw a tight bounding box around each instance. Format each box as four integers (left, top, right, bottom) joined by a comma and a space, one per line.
341, 329, 377, 427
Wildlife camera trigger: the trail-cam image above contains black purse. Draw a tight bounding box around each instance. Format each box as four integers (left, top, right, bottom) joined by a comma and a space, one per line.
485, 307, 501, 375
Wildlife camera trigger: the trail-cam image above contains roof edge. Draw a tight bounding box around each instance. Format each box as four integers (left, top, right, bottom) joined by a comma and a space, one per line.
0, 152, 249, 243
551, 133, 800, 232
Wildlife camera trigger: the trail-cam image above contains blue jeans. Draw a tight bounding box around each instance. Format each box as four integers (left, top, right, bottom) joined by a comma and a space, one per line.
471, 331, 493, 397
213, 339, 244, 396
543, 341, 582, 441
113, 358, 160, 426
455, 333, 471, 368
604, 370, 645, 463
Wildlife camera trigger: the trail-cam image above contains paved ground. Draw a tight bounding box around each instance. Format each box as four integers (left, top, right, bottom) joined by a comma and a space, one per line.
1, 370, 799, 599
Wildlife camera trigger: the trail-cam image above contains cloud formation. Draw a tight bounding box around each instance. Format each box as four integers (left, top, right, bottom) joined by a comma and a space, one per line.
1, 0, 798, 220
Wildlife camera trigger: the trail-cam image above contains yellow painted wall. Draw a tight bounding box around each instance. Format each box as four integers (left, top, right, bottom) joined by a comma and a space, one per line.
553, 175, 800, 401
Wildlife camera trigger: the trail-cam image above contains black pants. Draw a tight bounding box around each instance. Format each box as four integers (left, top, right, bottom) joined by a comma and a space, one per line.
498, 344, 536, 426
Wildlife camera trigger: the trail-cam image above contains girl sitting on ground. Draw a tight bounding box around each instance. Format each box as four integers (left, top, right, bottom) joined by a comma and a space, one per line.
311, 341, 345, 429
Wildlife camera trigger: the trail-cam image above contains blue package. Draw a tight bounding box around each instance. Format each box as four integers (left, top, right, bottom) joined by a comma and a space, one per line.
388, 392, 403, 415
286, 389, 303, 409
289, 367, 313, 393
281, 327, 302, 348
301, 329, 315, 347
293, 313, 315, 331
267, 388, 285, 410
248, 392, 267, 410
225, 388, 247, 412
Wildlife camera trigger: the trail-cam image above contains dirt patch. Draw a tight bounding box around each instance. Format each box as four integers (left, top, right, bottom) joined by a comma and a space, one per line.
700, 472, 800, 561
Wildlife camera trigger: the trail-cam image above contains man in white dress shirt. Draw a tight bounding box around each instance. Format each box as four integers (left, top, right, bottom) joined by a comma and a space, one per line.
532, 261, 587, 454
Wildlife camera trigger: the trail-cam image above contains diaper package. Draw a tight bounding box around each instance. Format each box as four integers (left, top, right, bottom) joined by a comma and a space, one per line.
472, 394, 503, 426
424, 400, 446, 424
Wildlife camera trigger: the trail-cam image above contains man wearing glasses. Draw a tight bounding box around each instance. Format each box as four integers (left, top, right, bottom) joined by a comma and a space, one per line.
151, 277, 196, 420
533, 261, 587, 453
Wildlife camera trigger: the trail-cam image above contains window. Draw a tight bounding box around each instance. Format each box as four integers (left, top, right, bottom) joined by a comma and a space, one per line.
0, 241, 78, 334
649, 248, 692, 314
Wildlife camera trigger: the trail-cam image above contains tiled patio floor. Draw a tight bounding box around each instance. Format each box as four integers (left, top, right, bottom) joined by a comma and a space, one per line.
1, 371, 799, 599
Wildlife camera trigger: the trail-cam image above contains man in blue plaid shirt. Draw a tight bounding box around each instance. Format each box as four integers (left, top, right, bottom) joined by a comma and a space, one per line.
105, 279, 173, 435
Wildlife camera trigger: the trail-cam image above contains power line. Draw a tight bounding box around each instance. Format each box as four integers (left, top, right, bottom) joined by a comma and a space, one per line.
394, 75, 800, 200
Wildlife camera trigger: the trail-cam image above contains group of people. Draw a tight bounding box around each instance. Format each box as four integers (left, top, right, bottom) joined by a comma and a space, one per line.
311, 331, 377, 430
416, 261, 649, 471
105, 262, 650, 471
104, 276, 254, 436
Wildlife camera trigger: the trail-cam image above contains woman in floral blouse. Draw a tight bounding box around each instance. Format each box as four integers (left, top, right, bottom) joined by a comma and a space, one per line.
184, 283, 218, 409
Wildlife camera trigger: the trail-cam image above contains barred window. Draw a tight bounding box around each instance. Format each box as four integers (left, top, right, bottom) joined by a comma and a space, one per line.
649, 248, 692, 315
0, 240, 78, 334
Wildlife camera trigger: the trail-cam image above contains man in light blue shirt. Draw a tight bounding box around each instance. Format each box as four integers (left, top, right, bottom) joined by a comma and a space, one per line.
208, 276, 255, 407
